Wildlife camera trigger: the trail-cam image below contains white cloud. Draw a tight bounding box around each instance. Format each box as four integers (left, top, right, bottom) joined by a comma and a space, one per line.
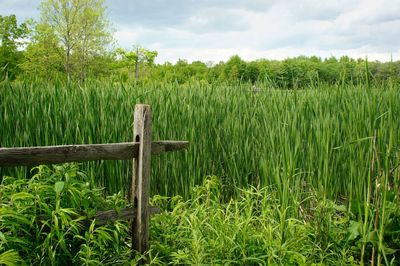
0, 0, 40, 20
2, 0, 400, 62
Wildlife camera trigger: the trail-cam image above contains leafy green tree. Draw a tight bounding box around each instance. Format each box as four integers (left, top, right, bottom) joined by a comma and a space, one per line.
0, 15, 30, 80
115, 46, 158, 80
243, 61, 259, 84
40, 0, 113, 81
21, 23, 64, 80
318, 57, 340, 85
224, 55, 246, 82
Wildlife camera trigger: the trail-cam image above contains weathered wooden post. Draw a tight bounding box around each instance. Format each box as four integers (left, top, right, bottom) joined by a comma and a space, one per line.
131, 104, 152, 254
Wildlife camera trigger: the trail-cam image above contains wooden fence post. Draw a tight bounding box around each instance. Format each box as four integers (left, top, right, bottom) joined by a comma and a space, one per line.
131, 104, 152, 255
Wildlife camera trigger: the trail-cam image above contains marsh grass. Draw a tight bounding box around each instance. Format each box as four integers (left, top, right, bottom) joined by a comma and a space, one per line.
1, 80, 400, 264
1, 81, 399, 201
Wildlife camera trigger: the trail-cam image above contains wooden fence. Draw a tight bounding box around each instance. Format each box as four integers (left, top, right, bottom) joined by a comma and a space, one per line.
0, 104, 188, 256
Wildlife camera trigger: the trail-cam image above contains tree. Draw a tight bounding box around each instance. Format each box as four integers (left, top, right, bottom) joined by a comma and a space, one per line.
40, 0, 113, 81
243, 61, 259, 84
115, 46, 158, 80
224, 55, 246, 82
21, 23, 64, 79
0, 15, 30, 80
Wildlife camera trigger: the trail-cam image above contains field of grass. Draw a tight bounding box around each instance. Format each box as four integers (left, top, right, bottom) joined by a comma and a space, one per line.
1, 80, 400, 264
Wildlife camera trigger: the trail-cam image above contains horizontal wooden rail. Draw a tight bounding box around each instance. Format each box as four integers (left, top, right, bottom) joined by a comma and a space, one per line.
0, 141, 189, 166
93, 206, 160, 226
37, 206, 160, 228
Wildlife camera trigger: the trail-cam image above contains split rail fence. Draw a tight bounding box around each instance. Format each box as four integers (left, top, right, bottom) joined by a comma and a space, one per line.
0, 104, 188, 256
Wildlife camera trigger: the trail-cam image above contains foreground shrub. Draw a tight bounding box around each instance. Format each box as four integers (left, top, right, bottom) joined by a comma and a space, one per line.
1, 167, 398, 265
0, 164, 130, 265
150, 176, 361, 265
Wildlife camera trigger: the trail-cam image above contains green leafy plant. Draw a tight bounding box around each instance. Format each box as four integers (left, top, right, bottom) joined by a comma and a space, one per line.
149, 176, 369, 265
0, 164, 131, 265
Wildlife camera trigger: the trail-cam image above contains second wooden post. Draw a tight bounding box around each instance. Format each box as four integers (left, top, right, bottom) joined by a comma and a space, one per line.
131, 104, 152, 254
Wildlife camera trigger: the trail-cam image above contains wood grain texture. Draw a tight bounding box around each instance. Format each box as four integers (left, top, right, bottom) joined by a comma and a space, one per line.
36, 206, 160, 228
131, 104, 152, 254
93, 206, 160, 226
0, 141, 188, 166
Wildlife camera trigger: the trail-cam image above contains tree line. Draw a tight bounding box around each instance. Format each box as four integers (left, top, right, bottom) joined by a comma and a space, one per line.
150, 56, 400, 88
1, 0, 399, 88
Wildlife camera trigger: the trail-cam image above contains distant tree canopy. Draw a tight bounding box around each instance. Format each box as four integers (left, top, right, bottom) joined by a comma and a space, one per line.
39, 0, 113, 81
0, 15, 30, 80
114, 46, 158, 81
0, 1, 400, 87
149, 55, 400, 88
21, 23, 64, 79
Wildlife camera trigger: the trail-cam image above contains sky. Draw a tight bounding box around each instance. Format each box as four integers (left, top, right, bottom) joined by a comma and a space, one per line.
1, 0, 400, 64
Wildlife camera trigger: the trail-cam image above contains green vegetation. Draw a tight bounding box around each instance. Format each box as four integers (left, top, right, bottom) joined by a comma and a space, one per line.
150, 176, 399, 265
1, 3, 400, 86
0, 15, 30, 80
38, 0, 112, 81
1, 80, 399, 264
0, 164, 132, 265
1, 81, 399, 199
2, 165, 398, 265
1, 0, 400, 264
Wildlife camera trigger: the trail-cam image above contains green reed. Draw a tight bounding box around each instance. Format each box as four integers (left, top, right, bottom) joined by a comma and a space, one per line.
0, 80, 399, 206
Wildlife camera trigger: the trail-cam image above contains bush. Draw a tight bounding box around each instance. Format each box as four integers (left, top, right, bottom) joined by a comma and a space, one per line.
0, 164, 131, 265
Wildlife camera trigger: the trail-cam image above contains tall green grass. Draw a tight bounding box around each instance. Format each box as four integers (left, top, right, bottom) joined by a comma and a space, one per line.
1, 80, 400, 264
0, 81, 399, 203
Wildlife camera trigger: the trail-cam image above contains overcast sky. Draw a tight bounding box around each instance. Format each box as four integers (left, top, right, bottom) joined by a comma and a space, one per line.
1, 0, 400, 63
